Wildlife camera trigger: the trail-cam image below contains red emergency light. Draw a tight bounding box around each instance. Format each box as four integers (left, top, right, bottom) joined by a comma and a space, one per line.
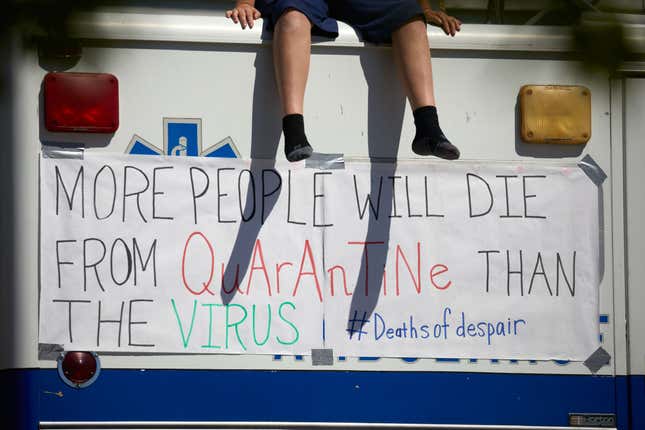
44, 72, 119, 133
57, 351, 101, 388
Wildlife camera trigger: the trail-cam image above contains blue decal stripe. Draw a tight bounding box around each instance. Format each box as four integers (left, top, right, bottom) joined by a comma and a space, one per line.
203, 144, 238, 158
600, 314, 610, 324
201, 136, 240, 158
128, 122, 239, 159
129, 141, 162, 156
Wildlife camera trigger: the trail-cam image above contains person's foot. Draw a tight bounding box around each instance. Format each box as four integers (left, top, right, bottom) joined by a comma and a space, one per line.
412, 134, 460, 160
285, 140, 313, 162
411, 106, 460, 160
283, 114, 313, 162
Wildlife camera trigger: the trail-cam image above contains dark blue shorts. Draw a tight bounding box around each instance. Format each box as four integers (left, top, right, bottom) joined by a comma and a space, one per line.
256, 0, 425, 44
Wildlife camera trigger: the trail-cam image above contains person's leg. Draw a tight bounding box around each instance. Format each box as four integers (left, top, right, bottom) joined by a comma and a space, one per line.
273, 9, 314, 161
274, 9, 312, 115
392, 18, 459, 159
391, 17, 435, 109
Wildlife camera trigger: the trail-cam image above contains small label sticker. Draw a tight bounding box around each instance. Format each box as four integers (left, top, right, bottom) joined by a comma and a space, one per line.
569, 413, 616, 428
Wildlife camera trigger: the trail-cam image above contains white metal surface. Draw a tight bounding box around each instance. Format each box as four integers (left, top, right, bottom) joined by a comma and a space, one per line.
624, 78, 645, 375
610, 78, 628, 377
4, 8, 626, 375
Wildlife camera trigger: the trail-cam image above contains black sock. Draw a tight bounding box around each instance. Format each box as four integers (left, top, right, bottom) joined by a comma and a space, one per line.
283, 114, 313, 162
412, 106, 460, 160
413, 106, 443, 143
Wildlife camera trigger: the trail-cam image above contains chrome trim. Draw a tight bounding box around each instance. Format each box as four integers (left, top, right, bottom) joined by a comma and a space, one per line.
39, 421, 614, 430
68, 10, 578, 52
67, 8, 645, 53
618, 61, 645, 75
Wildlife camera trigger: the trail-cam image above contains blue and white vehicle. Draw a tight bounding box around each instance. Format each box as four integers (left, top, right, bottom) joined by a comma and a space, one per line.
1, 1, 645, 429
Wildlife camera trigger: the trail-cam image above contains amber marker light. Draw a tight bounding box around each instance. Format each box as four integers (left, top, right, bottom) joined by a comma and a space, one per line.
57, 351, 101, 388
519, 85, 591, 145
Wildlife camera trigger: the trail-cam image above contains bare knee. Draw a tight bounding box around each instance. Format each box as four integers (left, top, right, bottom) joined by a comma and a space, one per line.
275, 9, 312, 34
392, 17, 427, 40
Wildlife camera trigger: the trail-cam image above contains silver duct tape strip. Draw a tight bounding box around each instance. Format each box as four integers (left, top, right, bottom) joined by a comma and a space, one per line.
41, 146, 85, 159
311, 348, 334, 365
38, 343, 64, 360
578, 154, 607, 186
583, 346, 611, 374
305, 153, 345, 170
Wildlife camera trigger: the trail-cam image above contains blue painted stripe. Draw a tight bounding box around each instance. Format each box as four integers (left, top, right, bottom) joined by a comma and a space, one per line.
629, 374, 645, 429
616, 374, 645, 430
600, 314, 610, 323
0, 369, 40, 430
0, 369, 627, 428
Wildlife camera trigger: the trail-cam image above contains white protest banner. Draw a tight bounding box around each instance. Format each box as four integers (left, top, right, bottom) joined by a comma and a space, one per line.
322, 162, 599, 360
40, 153, 600, 359
40, 154, 324, 354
